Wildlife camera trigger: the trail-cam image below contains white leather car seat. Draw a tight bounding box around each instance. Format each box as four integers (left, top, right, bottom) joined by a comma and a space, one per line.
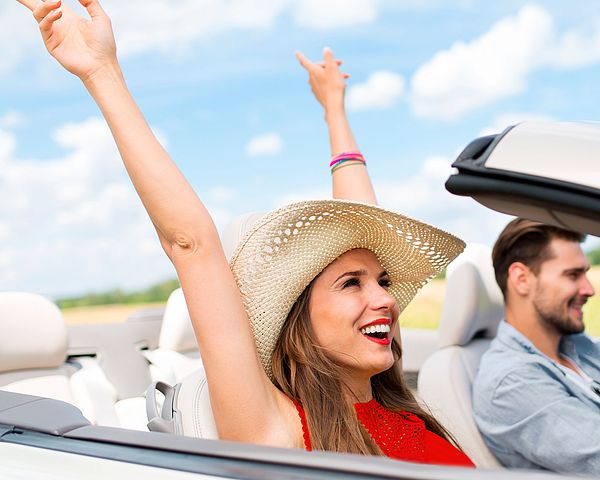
143, 288, 202, 385
417, 244, 503, 468
146, 367, 217, 438
0, 292, 121, 426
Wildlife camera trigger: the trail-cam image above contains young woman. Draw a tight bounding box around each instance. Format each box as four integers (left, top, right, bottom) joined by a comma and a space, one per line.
18, 0, 473, 466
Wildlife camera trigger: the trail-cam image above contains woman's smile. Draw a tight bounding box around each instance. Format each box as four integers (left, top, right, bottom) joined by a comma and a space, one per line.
359, 318, 392, 345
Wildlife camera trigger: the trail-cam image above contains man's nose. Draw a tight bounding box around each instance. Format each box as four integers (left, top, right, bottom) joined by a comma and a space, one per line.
581, 274, 596, 298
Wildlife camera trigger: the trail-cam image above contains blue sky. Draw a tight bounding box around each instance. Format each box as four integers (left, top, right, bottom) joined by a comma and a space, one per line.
1, 0, 600, 298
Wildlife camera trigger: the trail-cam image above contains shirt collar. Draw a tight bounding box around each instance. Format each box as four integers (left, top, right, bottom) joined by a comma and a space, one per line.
496, 320, 538, 354
497, 320, 581, 363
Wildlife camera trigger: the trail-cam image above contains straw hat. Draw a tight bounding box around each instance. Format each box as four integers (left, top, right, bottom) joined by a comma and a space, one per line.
229, 199, 465, 378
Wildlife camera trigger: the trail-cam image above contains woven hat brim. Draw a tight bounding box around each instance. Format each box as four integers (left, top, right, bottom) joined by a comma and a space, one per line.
229, 200, 465, 378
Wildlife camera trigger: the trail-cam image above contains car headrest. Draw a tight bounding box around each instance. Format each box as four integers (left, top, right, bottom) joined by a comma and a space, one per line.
437, 244, 503, 348
221, 212, 264, 261
0, 292, 68, 372
158, 288, 197, 353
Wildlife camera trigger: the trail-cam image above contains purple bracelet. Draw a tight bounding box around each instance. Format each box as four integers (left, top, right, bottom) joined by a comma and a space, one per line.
330, 151, 365, 168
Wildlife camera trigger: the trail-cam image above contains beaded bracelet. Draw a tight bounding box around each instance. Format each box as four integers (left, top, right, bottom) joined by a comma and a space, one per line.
330, 151, 366, 174
330, 151, 365, 167
331, 159, 366, 173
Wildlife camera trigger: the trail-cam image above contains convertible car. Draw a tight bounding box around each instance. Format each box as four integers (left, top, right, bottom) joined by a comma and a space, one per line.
1, 121, 597, 479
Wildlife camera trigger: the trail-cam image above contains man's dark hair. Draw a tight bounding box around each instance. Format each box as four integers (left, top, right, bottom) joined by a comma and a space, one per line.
492, 218, 586, 298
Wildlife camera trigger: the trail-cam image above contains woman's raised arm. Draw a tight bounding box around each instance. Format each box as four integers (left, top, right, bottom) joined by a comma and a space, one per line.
18, 0, 212, 256
296, 48, 377, 205
17, 0, 293, 445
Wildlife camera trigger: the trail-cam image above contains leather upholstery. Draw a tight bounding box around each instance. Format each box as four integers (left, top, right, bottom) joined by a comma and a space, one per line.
418, 244, 503, 468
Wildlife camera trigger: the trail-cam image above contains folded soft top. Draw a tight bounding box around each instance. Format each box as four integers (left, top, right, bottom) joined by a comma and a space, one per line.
446, 121, 600, 236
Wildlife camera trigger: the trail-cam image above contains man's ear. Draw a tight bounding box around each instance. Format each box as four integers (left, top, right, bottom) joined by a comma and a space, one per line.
507, 262, 533, 297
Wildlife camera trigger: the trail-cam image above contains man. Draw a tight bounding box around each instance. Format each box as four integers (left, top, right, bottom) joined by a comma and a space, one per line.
473, 218, 600, 475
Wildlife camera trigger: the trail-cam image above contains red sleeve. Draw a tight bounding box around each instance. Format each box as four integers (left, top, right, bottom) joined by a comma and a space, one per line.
424, 431, 475, 467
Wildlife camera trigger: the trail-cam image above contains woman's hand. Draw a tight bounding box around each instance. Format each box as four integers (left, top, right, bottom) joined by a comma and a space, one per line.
17, 0, 117, 82
297, 48, 377, 204
296, 48, 349, 115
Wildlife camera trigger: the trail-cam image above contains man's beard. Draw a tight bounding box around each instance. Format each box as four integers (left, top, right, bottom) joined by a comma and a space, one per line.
533, 294, 586, 336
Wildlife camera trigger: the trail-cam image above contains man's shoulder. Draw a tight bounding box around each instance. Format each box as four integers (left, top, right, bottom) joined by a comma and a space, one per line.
475, 340, 529, 388
478, 325, 529, 369
474, 331, 554, 394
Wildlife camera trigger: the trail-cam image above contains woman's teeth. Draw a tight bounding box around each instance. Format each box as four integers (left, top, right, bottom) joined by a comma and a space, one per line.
360, 324, 391, 335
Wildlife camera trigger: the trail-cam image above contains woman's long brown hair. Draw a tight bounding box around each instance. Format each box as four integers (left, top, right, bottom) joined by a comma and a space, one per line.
271, 280, 459, 455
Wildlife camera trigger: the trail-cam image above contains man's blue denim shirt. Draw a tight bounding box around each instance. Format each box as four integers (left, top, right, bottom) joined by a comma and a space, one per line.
473, 321, 600, 475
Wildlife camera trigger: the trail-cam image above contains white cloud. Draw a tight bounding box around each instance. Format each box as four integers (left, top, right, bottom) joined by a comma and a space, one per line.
100, 0, 381, 57
410, 4, 552, 120
108, 0, 380, 55
245, 132, 284, 157
56, 183, 135, 227
0, 0, 282, 71
0, 116, 242, 297
347, 71, 405, 111
292, 0, 378, 29
409, 5, 600, 121
548, 19, 600, 68
0, 130, 16, 165
0, 248, 11, 268
0, 223, 9, 242
1, 0, 384, 73
105, 0, 288, 57
0, 117, 175, 297
0, 111, 26, 129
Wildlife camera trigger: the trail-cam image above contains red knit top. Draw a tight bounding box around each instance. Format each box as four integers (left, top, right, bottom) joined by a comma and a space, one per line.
292, 399, 474, 467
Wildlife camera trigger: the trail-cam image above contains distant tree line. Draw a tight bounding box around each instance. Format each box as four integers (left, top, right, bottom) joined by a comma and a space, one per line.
56, 279, 180, 309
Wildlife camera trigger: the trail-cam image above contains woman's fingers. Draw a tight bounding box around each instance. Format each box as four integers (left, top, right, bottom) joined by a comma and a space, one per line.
295, 51, 310, 68
323, 47, 337, 66
319, 48, 344, 74
38, 4, 62, 36
316, 60, 343, 68
296, 51, 317, 72
79, 0, 107, 19
32, 0, 61, 22
298, 49, 344, 72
